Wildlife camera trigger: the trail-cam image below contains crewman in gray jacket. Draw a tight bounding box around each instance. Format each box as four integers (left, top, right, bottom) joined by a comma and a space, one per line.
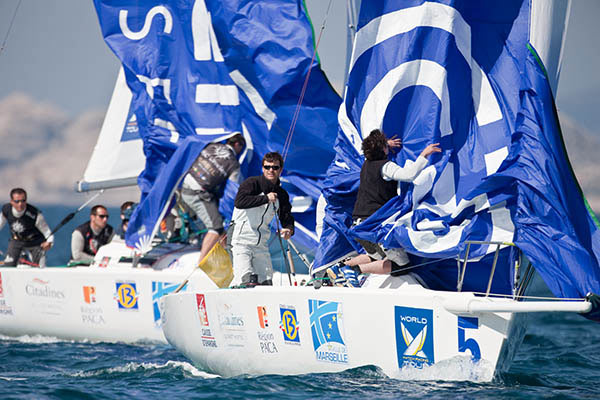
181, 134, 245, 262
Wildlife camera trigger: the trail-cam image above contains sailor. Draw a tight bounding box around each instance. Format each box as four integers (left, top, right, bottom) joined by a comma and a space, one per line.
327, 129, 441, 287
181, 134, 245, 261
71, 205, 114, 263
230, 152, 294, 287
0, 188, 53, 267
116, 201, 136, 240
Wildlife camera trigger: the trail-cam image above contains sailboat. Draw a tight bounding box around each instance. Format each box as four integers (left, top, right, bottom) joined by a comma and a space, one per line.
0, 0, 339, 343
160, 0, 600, 381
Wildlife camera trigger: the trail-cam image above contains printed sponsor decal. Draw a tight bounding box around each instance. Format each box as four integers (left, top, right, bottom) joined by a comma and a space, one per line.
83, 286, 96, 304
218, 303, 246, 347
395, 306, 434, 368
98, 256, 111, 268
151, 281, 183, 327
256, 306, 277, 354
115, 282, 139, 310
25, 277, 66, 316
257, 306, 268, 328
279, 305, 300, 345
25, 278, 66, 300
309, 299, 348, 364
81, 285, 104, 325
0, 272, 13, 316
458, 316, 481, 360
196, 294, 217, 348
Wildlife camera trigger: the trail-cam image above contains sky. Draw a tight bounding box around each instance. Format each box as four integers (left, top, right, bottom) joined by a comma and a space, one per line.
1, 0, 599, 135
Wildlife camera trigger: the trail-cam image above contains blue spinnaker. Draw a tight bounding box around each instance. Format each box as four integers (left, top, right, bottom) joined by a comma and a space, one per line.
314, 0, 600, 317
94, 0, 340, 252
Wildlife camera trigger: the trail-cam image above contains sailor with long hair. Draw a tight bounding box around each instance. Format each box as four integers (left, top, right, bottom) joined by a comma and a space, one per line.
328, 129, 441, 287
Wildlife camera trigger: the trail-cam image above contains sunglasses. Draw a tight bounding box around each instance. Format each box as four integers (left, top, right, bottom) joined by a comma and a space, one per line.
95, 214, 109, 219
263, 165, 281, 171
11, 199, 26, 204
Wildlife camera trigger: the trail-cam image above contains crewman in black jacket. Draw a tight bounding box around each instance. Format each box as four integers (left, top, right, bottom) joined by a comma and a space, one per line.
229, 152, 294, 286
0, 188, 53, 267
71, 205, 114, 263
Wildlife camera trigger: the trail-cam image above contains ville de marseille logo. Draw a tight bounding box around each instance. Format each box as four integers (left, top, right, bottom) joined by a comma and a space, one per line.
309, 299, 348, 364
394, 306, 434, 368
151, 281, 182, 326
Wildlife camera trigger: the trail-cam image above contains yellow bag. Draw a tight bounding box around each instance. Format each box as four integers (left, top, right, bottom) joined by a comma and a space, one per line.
198, 242, 233, 288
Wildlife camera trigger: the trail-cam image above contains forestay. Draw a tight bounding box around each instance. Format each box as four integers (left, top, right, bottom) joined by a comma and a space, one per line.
93, 0, 341, 252
313, 0, 600, 319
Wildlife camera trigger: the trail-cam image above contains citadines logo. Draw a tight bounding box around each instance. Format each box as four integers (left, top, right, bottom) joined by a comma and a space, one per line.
394, 306, 434, 368
0, 272, 4, 298
25, 278, 65, 300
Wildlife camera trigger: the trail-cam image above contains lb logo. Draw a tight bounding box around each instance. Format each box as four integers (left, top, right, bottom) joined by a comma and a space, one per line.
115, 282, 139, 310
279, 305, 300, 344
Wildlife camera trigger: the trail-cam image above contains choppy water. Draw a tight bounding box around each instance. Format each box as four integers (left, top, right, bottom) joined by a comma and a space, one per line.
1, 311, 599, 399
1, 206, 599, 398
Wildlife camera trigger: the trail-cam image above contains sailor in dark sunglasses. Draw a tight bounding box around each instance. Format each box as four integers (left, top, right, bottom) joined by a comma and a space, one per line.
229, 152, 295, 287
71, 204, 115, 263
1, 187, 54, 267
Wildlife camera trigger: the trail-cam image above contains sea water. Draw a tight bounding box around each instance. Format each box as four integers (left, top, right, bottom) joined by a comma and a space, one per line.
1, 205, 599, 398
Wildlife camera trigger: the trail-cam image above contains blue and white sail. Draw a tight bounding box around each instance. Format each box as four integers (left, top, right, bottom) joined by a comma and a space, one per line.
314, 0, 600, 315
93, 0, 340, 252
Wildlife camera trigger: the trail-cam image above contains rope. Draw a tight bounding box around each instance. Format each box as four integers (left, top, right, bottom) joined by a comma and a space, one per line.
0, 0, 22, 56
281, 0, 334, 162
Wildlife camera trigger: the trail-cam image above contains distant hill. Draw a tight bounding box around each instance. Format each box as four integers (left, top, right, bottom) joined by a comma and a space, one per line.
0, 92, 597, 214
0, 93, 139, 206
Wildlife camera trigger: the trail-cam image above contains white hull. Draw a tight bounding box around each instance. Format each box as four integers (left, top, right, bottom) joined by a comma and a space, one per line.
161, 275, 539, 380
0, 242, 300, 343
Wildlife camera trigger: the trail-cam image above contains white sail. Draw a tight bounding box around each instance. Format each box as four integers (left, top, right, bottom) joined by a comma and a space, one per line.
530, 0, 571, 95
76, 68, 144, 192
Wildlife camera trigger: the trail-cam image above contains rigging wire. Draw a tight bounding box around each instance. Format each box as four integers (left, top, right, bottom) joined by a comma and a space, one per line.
0, 0, 23, 57
281, 0, 335, 162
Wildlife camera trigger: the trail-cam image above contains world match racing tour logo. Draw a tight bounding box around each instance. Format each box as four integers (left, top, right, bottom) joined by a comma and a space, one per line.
309, 300, 348, 364
395, 306, 434, 368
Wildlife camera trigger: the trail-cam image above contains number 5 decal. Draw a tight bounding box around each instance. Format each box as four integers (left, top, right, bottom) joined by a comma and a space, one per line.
458, 316, 481, 360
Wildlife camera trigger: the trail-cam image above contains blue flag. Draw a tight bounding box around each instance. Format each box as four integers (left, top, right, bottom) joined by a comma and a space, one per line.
94, 0, 340, 252
314, 0, 600, 317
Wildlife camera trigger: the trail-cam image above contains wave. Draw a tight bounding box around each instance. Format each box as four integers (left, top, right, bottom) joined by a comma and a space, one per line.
0, 376, 27, 381
72, 360, 219, 379
388, 356, 494, 382
0, 333, 77, 344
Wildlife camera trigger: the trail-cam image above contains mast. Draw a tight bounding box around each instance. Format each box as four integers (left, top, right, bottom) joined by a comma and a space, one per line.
344, 0, 361, 86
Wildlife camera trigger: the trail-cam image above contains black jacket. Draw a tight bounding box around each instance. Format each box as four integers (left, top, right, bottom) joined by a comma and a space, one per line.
234, 175, 294, 231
